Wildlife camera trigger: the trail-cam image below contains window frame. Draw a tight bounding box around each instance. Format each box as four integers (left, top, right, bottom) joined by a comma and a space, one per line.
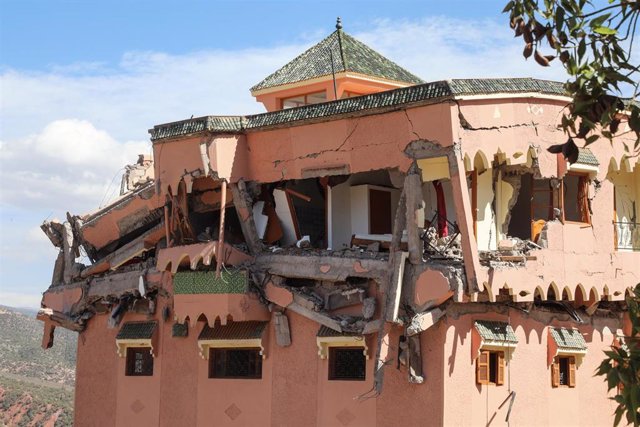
561, 172, 591, 225
328, 346, 367, 382
280, 91, 327, 109
476, 350, 505, 386
551, 355, 576, 388
208, 347, 263, 380
125, 347, 154, 377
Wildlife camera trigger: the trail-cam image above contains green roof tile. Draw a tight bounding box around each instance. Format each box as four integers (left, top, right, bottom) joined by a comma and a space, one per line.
449, 78, 565, 96
474, 320, 518, 344
550, 327, 587, 351
576, 148, 600, 166
198, 321, 267, 340
173, 270, 248, 295
317, 325, 361, 337
149, 78, 569, 141
251, 29, 423, 92
116, 321, 157, 340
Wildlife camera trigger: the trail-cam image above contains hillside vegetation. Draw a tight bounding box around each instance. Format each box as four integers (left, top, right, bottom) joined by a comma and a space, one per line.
0, 306, 76, 386
0, 306, 77, 426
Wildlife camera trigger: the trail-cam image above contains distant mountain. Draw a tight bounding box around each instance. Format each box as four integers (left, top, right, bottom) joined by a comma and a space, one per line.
0, 305, 76, 426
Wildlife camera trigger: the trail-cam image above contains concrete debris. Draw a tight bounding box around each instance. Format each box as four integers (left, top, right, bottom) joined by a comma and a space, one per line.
362, 297, 376, 320
120, 154, 154, 195
274, 312, 292, 347
479, 236, 539, 265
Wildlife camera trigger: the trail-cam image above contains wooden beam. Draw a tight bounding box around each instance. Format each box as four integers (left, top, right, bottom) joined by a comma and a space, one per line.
229, 180, 264, 255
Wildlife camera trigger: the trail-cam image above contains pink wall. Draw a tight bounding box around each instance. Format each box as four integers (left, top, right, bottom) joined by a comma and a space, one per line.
440, 310, 619, 426
74, 297, 624, 426
74, 314, 118, 427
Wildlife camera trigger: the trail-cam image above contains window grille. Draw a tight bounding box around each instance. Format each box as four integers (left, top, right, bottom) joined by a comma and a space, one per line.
329, 347, 366, 381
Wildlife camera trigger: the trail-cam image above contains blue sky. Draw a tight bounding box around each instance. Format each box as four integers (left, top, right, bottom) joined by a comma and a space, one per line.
0, 0, 565, 308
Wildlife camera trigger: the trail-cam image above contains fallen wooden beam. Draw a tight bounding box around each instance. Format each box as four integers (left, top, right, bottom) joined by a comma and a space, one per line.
229, 180, 264, 255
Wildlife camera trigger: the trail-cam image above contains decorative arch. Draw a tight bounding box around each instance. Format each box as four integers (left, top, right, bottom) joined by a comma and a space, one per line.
534, 286, 545, 301
547, 283, 560, 301
473, 151, 490, 172
620, 156, 633, 173
602, 285, 610, 302
575, 284, 587, 306
561, 286, 573, 301
607, 157, 620, 175
589, 287, 600, 303
463, 154, 472, 172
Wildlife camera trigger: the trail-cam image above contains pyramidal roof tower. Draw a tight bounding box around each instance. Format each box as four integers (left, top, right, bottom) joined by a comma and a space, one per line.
251, 18, 424, 111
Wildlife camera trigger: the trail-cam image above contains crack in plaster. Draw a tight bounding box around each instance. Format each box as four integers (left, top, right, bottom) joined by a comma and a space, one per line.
403, 109, 422, 141
455, 101, 539, 134
271, 121, 385, 168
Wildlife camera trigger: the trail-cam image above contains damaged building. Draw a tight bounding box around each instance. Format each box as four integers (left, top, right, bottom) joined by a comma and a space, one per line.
38, 20, 640, 426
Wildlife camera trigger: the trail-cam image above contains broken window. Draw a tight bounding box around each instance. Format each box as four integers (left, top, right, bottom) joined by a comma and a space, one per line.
328, 347, 366, 381
209, 348, 263, 379
551, 355, 576, 387
125, 347, 154, 376
476, 350, 504, 386
507, 174, 554, 241
562, 173, 590, 224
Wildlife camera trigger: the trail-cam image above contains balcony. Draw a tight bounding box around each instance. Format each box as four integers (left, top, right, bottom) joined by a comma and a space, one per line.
615, 221, 640, 251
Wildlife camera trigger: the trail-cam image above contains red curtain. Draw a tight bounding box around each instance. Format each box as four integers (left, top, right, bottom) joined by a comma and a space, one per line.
433, 181, 448, 237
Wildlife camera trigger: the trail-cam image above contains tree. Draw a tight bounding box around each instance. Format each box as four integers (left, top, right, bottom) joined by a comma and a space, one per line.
595, 284, 640, 426
503, 0, 640, 162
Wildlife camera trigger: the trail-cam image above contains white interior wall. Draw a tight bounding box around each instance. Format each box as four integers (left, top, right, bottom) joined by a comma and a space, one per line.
329, 181, 401, 250
476, 168, 497, 250
329, 183, 352, 250
350, 185, 370, 235
613, 170, 637, 222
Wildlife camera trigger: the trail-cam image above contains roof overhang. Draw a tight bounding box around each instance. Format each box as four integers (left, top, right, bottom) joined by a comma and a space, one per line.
250, 71, 413, 97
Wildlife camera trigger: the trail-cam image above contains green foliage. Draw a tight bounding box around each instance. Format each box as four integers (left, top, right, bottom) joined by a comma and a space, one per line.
595, 284, 640, 426
504, 0, 640, 159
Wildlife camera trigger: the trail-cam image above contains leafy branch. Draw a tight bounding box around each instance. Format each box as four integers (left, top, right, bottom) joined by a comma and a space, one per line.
504, 0, 640, 159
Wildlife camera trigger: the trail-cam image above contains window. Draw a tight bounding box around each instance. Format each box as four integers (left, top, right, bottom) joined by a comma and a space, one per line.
551, 355, 576, 387
209, 348, 262, 379
281, 91, 327, 109
562, 173, 590, 224
125, 347, 153, 376
329, 347, 366, 381
340, 91, 363, 99
476, 350, 505, 385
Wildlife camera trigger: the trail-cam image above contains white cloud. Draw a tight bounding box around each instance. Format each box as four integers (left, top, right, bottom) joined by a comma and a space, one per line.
0, 291, 42, 309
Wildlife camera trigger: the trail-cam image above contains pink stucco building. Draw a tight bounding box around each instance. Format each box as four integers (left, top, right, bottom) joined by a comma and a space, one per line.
38, 20, 639, 426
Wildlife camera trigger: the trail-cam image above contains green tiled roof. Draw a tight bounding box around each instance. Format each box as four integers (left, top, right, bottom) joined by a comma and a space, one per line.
198, 321, 267, 340
149, 78, 568, 141
317, 325, 361, 337
172, 322, 189, 338
251, 29, 423, 92
576, 148, 600, 166
550, 327, 587, 351
449, 78, 564, 96
474, 320, 518, 344
116, 321, 157, 340
173, 270, 248, 294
